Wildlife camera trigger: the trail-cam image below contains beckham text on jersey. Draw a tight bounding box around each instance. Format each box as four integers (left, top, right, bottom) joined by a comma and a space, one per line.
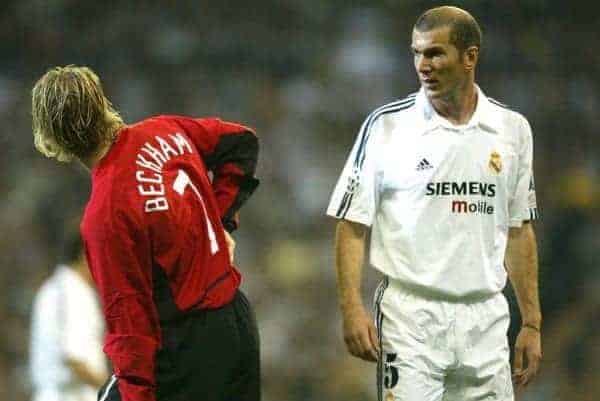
135, 132, 194, 212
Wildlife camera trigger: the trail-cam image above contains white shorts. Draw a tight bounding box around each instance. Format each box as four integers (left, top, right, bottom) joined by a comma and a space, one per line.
374, 277, 514, 401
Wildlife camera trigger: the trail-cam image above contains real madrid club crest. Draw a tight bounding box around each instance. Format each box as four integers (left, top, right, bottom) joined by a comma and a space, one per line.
489, 151, 502, 174
385, 391, 395, 401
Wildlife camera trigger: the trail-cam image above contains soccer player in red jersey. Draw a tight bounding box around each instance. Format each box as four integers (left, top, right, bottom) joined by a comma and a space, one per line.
31, 65, 261, 401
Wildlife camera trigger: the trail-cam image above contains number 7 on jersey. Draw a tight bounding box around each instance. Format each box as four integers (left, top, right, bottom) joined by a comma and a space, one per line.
173, 169, 219, 255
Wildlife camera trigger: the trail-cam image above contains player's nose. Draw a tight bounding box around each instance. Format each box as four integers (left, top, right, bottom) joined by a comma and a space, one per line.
415, 55, 432, 75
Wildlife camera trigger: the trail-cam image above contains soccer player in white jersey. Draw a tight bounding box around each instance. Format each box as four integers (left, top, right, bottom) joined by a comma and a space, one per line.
30, 224, 107, 401
327, 6, 541, 401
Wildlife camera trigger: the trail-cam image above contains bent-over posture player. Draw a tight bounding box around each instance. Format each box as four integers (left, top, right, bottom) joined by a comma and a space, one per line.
32, 65, 261, 401
327, 6, 541, 401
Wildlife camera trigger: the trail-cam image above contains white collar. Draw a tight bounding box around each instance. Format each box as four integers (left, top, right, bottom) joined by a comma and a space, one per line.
416, 85, 503, 135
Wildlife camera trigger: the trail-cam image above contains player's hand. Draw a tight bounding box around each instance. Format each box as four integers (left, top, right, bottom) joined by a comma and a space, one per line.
341, 303, 379, 362
512, 326, 542, 390
223, 230, 235, 264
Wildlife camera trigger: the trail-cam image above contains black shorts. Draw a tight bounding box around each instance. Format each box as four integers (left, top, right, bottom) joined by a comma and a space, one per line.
98, 290, 260, 401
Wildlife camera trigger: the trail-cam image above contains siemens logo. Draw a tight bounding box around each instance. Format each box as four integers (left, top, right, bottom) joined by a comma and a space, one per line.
426, 181, 496, 197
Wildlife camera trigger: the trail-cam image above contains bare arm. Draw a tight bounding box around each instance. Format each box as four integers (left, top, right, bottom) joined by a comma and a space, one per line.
335, 219, 368, 310
505, 221, 542, 388
506, 222, 541, 328
335, 219, 379, 362
65, 357, 106, 388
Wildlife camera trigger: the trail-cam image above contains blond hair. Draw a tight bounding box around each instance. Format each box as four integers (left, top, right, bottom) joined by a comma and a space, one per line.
31, 65, 124, 162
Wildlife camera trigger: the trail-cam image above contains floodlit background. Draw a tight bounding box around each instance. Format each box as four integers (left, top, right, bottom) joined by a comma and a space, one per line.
1, 1, 598, 400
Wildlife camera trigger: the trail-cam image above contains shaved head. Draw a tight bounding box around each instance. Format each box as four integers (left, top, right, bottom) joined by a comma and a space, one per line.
414, 6, 482, 52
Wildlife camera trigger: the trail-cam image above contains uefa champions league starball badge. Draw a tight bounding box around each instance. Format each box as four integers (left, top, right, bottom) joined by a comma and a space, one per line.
489, 151, 502, 173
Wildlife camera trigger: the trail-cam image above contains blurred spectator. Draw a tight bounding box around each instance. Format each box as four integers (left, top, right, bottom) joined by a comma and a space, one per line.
29, 221, 107, 401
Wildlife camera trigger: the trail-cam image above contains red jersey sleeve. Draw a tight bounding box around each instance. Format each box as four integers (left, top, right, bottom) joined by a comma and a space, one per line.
165, 116, 259, 232
82, 206, 159, 401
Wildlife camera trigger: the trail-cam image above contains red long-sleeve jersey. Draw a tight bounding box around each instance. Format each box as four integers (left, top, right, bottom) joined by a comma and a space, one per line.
81, 116, 259, 401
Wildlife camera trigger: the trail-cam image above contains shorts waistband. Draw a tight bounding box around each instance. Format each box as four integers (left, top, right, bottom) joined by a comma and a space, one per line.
385, 276, 500, 304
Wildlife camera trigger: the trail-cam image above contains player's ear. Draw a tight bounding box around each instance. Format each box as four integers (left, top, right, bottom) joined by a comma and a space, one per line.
463, 46, 479, 71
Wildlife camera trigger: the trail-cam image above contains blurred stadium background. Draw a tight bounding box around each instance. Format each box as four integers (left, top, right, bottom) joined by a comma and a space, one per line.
1, 1, 598, 400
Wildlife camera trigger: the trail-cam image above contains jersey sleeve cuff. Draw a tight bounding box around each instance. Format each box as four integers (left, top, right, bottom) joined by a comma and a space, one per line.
508, 207, 539, 227
325, 210, 372, 226
116, 378, 156, 401
508, 219, 524, 228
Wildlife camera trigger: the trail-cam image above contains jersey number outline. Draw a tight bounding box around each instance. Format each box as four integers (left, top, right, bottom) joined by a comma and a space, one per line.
173, 169, 219, 255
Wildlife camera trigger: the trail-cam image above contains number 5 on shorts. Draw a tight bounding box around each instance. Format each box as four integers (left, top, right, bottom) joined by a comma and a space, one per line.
384, 353, 399, 389
173, 169, 219, 254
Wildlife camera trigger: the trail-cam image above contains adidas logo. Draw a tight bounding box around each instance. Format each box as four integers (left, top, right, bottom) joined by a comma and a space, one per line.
416, 158, 433, 171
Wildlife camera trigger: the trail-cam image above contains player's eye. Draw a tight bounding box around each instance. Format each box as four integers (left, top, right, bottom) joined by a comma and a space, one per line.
424, 49, 442, 59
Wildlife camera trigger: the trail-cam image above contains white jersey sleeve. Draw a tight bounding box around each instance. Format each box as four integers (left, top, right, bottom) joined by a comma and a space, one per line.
326, 117, 381, 226
508, 116, 538, 226
30, 283, 60, 389
61, 281, 89, 362
59, 272, 107, 379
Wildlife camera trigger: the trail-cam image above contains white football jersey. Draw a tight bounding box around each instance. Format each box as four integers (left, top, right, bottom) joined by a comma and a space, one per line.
30, 266, 107, 401
327, 86, 538, 298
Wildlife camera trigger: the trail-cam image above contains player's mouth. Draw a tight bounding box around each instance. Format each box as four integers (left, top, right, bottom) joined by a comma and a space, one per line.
422, 78, 439, 87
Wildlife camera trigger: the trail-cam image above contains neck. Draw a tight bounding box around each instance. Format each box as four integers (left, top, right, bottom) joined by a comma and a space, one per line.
79, 125, 123, 171
430, 81, 478, 125
72, 258, 93, 285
